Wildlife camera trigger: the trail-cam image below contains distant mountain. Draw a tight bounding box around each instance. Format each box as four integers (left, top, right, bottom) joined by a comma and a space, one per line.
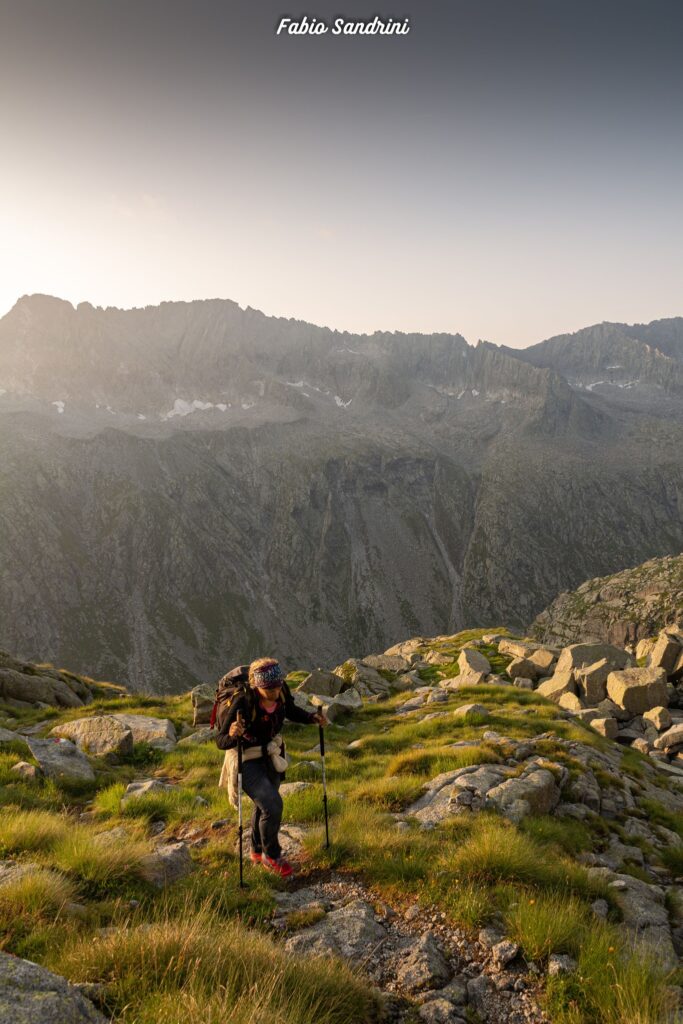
502, 319, 683, 401
1, 296, 682, 693
530, 553, 683, 648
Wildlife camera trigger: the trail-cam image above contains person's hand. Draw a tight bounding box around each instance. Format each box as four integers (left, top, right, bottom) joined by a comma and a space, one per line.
229, 712, 246, 738
313, 711, 328, 727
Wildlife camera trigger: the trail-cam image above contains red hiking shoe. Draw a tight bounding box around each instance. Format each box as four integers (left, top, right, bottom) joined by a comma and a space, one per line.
261, 854, 294, 878
249, 850, 262, 864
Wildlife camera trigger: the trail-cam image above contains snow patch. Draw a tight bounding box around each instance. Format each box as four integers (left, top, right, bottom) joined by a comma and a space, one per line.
471, 389, 479, 397
137, 414, 146, 420
335, 395, 352, 408
164, 399, 233, 419
241, 401, 255, 410
52, 400, 65, 414
456, 390, 466, 400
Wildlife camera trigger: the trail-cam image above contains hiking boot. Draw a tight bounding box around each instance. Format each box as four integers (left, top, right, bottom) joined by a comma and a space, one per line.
249, 850, 262, 864
261, 854, 294, 878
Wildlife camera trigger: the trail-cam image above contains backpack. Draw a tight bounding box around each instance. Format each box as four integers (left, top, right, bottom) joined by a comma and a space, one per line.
210, 664, 254, 731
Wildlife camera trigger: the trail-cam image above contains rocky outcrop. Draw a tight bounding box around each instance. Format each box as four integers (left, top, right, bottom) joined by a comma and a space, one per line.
531, 554, 683, 648
0, 650, 95, 709
0, 951, 107, 1024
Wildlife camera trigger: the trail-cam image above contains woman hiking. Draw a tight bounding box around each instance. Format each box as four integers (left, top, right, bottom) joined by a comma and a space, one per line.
216, 656, 327, 878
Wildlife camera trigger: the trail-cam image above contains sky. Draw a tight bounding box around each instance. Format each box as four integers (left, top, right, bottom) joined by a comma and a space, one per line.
1, 0, 682, 348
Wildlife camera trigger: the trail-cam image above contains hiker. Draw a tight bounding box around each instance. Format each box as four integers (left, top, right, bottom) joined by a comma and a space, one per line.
216, 657, 327, 878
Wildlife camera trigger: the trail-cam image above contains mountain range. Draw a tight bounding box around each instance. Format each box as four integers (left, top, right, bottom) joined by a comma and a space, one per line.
1, 295, 682, 693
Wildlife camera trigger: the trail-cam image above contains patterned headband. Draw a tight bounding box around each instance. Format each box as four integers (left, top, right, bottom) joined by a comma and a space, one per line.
251, 662, 284, 688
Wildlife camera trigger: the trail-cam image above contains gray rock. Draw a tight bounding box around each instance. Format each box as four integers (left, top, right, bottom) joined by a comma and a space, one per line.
491, 939, 519, 966
0, 727, 28, 747
643, 706, 672, 731
536, 671, 576, 702
558, 691, 584, 712
109, 713, 177, 751
395, 931, 452, 993
362, 654, 411, 674
507, 656, 539, 681
177, 726, 215, 746
556, 643, 633, 675
485, 767, 560, 822
120, 778, 176, 806
547, 954, 577, 976
528, 648, 558, 674
10, 760, 42, 780
26, 737, 95, 783
591, 899, 609, 918
466, 975, 491, 1015
139, 842, 194, 887
608, 874, 677, 969
418, 999, 465, 1024
190, 683, 215, 725
575, 658, 611, 703
285, 898, 386, 960
0, 950, 108, 1023
648, 631, 683, 675
458, 649, 491, 677
280, 782, 314, 797
606, 667, 668, 715
298, 669, 346, 698
591, 717, 619, 739
50, 715, 134, 757
452, 703, 489, 719
654, 723, 683, 751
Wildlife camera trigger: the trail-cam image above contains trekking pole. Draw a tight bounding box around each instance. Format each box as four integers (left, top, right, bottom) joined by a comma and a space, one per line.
237, 731, 245, 888
319, 722, 330, 849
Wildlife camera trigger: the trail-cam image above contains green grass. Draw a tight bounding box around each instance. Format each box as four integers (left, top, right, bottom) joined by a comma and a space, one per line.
47, 904, 379, 1024
506, 891, 589, 960
0, 868, 75, 920
49, 831, 153, 896
0, 807, 71, 855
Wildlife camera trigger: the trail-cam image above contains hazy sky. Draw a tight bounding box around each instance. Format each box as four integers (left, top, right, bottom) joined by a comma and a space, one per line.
1, 0, 682, 347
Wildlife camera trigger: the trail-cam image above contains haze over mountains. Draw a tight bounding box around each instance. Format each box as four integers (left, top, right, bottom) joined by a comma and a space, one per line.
1, 295, 682, 693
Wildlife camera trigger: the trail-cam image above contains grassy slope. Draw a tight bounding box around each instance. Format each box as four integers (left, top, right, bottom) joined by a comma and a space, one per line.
0, 632, 681, 1024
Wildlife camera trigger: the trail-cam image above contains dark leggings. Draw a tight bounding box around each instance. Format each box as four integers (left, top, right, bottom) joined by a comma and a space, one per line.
241, 757, 283, 859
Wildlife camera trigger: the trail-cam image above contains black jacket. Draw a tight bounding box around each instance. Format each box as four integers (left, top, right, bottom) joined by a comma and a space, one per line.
215, 682, 317, 752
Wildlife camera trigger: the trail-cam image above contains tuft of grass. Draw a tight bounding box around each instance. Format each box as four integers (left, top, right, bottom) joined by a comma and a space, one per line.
350, 775, 424, 811
386, 744, 497, 777
446, 816, 604, 898
286, 906, 326, 930
660, 845, 683, 876
545, 924, 679, 1024
520, 816, 593, 857
50, 831, 152, 895
0, 808, 71, 855
0, 868, 76, 920
506, 891, 588, 960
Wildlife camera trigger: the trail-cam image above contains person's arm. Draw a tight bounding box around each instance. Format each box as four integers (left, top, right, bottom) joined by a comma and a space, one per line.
283, 683, 327, 725
215, 695, 251, 750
